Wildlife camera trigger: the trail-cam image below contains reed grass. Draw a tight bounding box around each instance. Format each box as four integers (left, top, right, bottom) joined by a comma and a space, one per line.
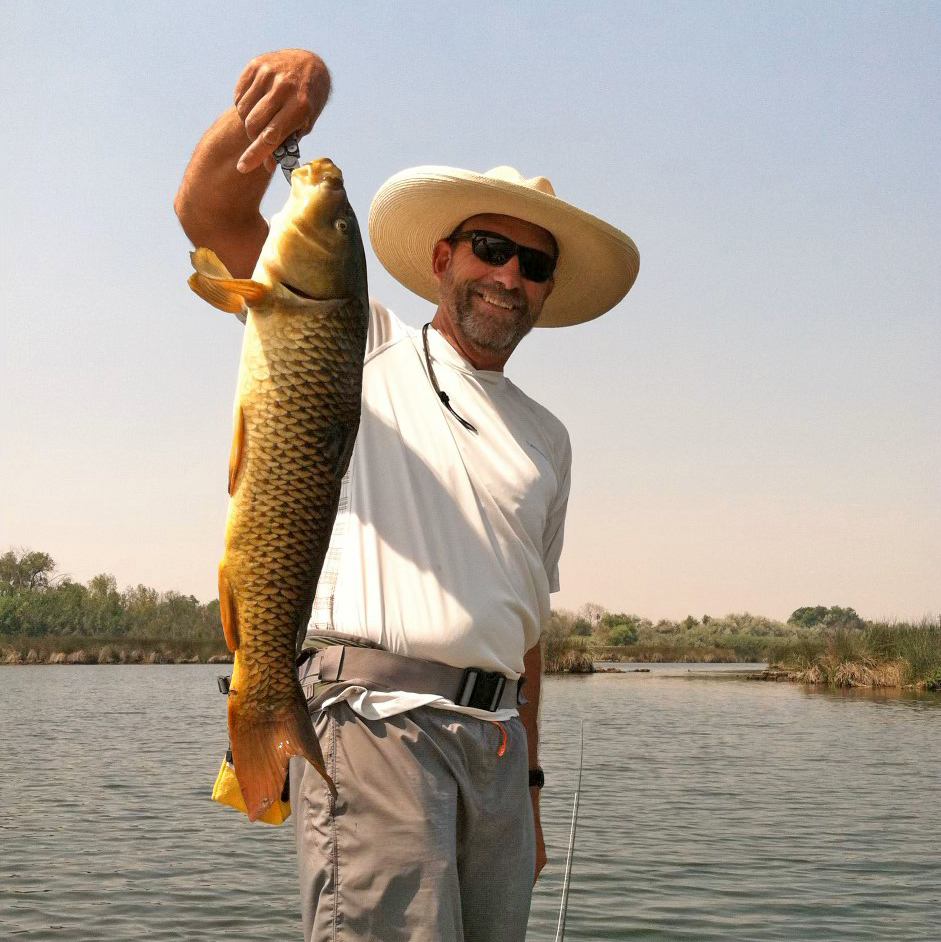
0, 635, 229, 665
769, 617, 941, 688
543, 630, 594, 673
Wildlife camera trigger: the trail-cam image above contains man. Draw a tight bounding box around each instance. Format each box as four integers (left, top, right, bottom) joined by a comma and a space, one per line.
176, 48, 638, 942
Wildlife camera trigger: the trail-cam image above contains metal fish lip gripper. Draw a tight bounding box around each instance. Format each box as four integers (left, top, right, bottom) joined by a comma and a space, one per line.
274, 134, 301, 182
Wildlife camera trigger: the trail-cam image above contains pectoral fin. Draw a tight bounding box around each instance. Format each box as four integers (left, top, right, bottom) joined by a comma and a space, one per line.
218, 564, 239, 653
191, 248, 233, 279
188, 248, 269, 313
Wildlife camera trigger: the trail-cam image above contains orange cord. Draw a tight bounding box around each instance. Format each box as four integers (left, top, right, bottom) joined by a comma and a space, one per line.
490, 721, 507, 757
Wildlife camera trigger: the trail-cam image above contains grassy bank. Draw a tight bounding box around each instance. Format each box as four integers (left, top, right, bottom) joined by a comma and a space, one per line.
766, 619, 941, 690
543, 607, 941, 686
0, 635, 231, 665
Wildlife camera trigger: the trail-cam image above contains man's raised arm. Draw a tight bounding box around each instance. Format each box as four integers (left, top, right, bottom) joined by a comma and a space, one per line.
173, 49, 331, 278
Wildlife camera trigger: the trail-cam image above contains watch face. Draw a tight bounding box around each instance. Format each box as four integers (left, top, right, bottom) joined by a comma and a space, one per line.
529, 768, 545, 789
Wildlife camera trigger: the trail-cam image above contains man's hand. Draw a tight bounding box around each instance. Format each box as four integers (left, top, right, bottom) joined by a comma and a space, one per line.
531, 786, 547, 883
174, 49, 331, 277
233, 49, 331, 174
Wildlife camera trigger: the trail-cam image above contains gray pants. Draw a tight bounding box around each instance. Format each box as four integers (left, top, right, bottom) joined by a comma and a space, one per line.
290, 701, 535, 942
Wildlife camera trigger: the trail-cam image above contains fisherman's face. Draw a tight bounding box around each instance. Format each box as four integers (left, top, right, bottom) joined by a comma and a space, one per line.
432, 214, 556, 358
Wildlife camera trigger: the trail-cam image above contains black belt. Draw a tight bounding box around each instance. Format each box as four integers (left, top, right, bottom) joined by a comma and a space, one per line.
305, 644, 525, 713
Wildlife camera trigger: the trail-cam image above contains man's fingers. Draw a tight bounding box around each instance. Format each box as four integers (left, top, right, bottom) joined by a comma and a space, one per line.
231, 50, 330, 174
238, 91, 313, 173
233, 58, 259, 104
237, 123, 285, 174
243, 92, 282, 141
235, 68, 269, 125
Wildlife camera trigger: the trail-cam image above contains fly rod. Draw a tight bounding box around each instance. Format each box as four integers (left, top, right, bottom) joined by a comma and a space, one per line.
554, 719, 584, 942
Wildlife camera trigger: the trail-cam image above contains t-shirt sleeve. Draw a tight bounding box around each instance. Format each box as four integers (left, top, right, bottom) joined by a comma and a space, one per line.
542, 430, 572, 593
366, 299, 407, 356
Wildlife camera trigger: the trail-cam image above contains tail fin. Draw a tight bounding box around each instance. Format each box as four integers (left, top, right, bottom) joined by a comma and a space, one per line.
229, 691, 337, 821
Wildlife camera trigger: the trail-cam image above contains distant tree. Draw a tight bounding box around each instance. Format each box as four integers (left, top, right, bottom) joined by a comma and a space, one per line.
88, 573, 118, 598
0, 593, 23, 635
600, 612, 636, 629
580, 602, 606, 625
0, 549, 57, 594
822, 606, 864, 631
571, 617, 593, 637
710, 612, 788, 636
84, 572, 125, 635
546, 610, 577, 639
702, 614, 711, 626
788, 606, 831, 629
680, 615, 700, 631
789, 605, 864, 631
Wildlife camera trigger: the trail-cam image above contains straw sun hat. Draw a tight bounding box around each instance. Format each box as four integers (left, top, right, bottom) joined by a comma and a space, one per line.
368, 166, 639, 327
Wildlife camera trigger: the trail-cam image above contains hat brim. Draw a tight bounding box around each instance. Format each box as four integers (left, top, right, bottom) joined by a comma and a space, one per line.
368, 166, 639, 327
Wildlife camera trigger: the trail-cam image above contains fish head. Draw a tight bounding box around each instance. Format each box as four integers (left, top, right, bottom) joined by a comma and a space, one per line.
260, 158, 367, 300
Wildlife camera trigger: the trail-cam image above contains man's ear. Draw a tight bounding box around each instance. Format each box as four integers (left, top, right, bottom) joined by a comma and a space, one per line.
431, 240, 452, 283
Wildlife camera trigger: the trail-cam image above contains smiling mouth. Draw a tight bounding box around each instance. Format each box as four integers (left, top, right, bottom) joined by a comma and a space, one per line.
475, 290, 520, 312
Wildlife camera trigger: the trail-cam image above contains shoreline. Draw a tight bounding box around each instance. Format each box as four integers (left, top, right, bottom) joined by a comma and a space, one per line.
1, 646, 232, 666
5, 648, 938, 692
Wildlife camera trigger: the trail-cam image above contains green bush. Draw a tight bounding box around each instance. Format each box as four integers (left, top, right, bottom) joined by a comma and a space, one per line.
608, 623, 638, 646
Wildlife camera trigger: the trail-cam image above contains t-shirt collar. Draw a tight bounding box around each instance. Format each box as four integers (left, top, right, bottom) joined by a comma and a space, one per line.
426, 325, 505, 381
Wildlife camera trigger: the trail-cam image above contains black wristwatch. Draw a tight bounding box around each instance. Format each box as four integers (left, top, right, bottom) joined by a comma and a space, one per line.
528, 768, 545, 789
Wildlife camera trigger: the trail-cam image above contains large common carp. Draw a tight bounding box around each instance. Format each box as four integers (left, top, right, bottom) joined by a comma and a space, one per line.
188, 158, 368, 820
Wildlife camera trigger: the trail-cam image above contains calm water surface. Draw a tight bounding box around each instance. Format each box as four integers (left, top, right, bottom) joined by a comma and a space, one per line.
1, 665, 939, 941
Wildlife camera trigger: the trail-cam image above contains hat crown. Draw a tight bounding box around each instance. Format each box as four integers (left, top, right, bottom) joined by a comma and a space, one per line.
484, 166, 556, 198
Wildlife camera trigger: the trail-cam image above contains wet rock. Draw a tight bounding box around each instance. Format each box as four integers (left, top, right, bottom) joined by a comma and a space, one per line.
4, 650, 24, 665
48, 652, 66, 664
208, 654, 234, 664
66, 650, 93, 664
26, 649, 40, 664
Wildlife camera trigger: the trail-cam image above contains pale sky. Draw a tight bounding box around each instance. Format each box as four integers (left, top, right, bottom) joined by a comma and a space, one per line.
2, 2, 939, 622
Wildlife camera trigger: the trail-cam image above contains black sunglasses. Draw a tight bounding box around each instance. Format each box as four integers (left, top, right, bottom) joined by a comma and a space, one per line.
446, 230, 557, 283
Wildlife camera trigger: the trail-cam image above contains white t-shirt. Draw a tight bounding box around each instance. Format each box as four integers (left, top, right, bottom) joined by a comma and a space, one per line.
309, 300, 571, 720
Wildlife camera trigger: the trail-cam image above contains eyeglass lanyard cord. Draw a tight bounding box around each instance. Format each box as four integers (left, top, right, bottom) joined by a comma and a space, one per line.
422, 323, 478, 433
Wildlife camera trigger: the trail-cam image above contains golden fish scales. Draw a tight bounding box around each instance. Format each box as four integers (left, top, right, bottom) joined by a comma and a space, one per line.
188, 158, 368, 819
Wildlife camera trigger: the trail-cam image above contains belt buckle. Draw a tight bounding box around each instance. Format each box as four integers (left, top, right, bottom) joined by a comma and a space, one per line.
458, 668, 506, 712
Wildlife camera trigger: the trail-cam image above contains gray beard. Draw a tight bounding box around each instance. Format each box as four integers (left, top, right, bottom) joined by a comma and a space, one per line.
448, 282, 539, 354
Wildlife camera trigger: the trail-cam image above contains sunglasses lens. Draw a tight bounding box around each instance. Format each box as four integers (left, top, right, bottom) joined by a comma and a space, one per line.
472, 235, 515, 267
518, 248, 555, 283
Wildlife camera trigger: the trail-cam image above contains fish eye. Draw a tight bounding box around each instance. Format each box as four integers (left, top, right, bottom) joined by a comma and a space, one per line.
335, 219, 349, 233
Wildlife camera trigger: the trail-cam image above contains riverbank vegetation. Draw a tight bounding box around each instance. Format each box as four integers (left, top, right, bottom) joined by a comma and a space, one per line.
542, 603, 941, 689
3, 548, 938, 687
0, 549, 229, 664
766, 619, 941, 690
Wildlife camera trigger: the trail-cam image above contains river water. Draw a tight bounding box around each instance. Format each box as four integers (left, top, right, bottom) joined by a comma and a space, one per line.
1, 664, 939, 941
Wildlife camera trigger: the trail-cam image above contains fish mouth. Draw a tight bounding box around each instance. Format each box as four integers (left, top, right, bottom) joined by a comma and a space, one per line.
295, 158, 345, 190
